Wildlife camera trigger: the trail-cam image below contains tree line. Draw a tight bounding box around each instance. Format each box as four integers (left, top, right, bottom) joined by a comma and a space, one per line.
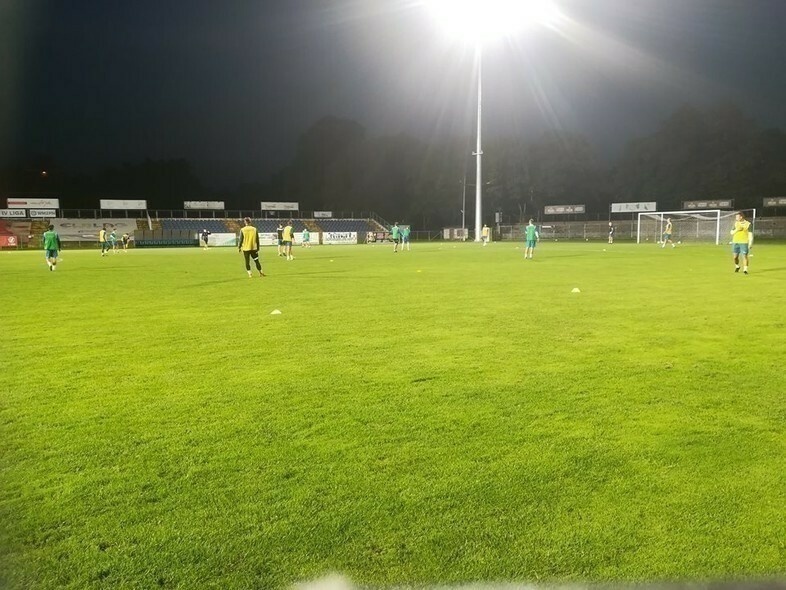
3, 103, 785, 227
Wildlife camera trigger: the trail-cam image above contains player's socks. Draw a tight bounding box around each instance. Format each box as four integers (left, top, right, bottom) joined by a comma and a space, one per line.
743, 266, 748, 274
735, 266, 740, 272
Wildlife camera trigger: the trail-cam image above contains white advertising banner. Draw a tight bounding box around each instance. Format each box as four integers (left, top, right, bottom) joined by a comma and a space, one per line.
611, 201, 657, 213
7, 197, 60, 209
29, 209, 56, 218
313, 211, 332, 218
260, 201, 299, 211
184, 201, 225, 210
763, 197, 786, 207
294, 232, 318, 245
0, 209, 27, 218
544, 204, 586, 215
683, 199, 733, 209
206, 232, 237, 247
323, 231, 357, 245
259, 232, 278, 246
52, 219, 138, 241
100, 199, 147, 210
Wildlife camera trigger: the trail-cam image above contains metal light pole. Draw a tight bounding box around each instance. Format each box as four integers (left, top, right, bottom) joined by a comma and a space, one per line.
473, 44, 483, 242
461, 176, 467, 239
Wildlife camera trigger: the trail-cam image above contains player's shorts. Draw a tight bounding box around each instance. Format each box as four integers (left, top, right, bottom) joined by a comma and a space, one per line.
243, 249, 259, 263
663, 233, 672, 240
481, 236, 488, 243
403, 235, 410, 242
732, 243, 749, 255
526, 239, 537, 248
303, 238, 310, 243
277, 239, 283, 246
283, 240, 292, 247
46, 249, 58, 259
393, 237, 400, 244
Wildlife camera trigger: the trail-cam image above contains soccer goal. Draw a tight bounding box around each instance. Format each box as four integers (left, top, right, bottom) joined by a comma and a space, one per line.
636, 209, 756, 245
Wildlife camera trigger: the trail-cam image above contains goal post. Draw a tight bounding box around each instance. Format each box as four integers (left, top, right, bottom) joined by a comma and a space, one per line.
636, 209, 757, 245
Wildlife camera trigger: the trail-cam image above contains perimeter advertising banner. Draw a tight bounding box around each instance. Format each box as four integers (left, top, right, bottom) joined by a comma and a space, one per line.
313, 211, 333, 218
29, 209, 57, 218
184, 201, 225, 210
0, 209, 27, 218
100, 199, 147, 210
0, 235, 18, 247
683, 199, 733, 209
323, 232, 357, 245
259, 232, 279, 246
544, 204, 586, 215
7, 197, 60, 209
611, 202, 657, 213
206, 233, 237, 247
261, 202, 299, 211
764, 197, 786, 207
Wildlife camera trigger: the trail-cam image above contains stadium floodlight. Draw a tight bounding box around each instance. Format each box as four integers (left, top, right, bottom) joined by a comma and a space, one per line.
423, 0, 561, 241
423, 0, 560, 42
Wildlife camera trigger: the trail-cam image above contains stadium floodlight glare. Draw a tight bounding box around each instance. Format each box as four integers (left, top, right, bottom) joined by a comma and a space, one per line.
424, 0, 560, 241
424, 0, 560, 41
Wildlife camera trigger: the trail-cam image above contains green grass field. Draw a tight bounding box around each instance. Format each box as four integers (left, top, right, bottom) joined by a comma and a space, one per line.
2, 241, 785, 589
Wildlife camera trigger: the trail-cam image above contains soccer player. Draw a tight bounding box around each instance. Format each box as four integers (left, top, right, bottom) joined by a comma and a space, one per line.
109, 229, 118, 253
481, 224, 490, 246
301, 227, 311, 248
391, 222, 401, 252
99, 225, 109, 256
121, 233, 130, 251
282, 220, 294, 260
524, 219, 539, 259
201, 229, 211, 250
42, 224, 61, 271
238, 217, 265, 278
731, 211, 754, 274
608, 222, 615, 244
276, 223, 284, 257
661, 217, 676, 248
401, 225, 411, 251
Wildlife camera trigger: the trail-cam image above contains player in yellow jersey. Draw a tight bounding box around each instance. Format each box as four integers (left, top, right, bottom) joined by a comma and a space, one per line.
730, 211, 753, 274
98, 225, 109, 256
282, 220, 294, 261
481, 224, 490, 246
661, 217, 675, 248
238, 217, 265, 278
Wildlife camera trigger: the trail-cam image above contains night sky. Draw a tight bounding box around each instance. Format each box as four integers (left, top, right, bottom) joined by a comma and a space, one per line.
3, 0, 785, 188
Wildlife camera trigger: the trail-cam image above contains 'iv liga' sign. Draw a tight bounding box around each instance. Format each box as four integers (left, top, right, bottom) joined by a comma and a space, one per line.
544, 204, 585, 215
764, 197, 786, 207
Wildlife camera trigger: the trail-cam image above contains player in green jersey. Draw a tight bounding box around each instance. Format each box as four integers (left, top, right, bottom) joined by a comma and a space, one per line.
391, 223, 401, 253
401, 225, 411, 251
42, 224, 61, 271
524, 219, 539, 259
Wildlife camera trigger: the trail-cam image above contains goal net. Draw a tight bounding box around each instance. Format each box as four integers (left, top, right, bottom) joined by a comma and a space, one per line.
636, 209, 756, 245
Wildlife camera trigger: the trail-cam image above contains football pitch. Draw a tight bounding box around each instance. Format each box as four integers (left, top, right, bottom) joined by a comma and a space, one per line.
1, 241, 785, 589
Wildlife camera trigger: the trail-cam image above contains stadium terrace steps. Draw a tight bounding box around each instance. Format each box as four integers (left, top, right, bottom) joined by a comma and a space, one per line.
317, 219, 378, 233
160, 219, 230, 232
29, 219, 49, 243
135, 219, 148, 231
224, 219, 241, 234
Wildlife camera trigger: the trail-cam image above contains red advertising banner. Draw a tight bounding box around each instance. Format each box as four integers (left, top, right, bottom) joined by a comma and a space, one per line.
0, 235, 18, 247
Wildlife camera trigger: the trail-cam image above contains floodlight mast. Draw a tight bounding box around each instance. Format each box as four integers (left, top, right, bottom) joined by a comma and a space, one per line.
474, 45, 483, 242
